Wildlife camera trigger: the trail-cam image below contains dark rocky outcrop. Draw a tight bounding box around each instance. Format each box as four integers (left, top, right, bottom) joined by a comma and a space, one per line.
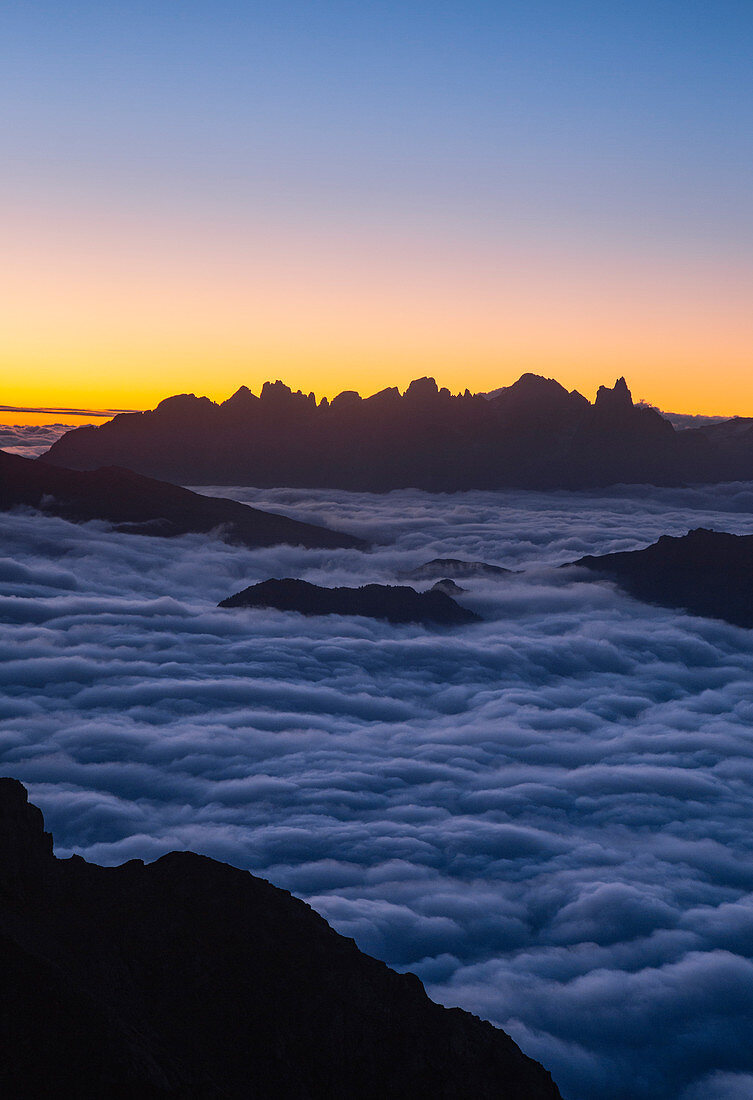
568, 527, 753, 627
42, 373, 727, 491
219, 578, 480, 625
431, 578, 467, 595
0, 449, 363, 550
0, 779, 560, 1099
403, 558, 514, 581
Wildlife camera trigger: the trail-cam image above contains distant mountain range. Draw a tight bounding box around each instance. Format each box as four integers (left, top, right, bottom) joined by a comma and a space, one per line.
0, 450, 362, 550
632, 403, 730, 431
0, 778, 560, 1099
42, 374, 753, 491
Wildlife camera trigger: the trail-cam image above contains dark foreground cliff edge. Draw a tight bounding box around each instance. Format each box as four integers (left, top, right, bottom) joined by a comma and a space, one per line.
568, 527, 753, 627
0, 450, 363, 550
0, 779, 560, 1099
219, 578, 480, 625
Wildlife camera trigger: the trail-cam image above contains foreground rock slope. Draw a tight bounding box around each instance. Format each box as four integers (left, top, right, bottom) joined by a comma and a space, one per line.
569, 527, 753, 627
219, 578, 480, 625
43, 373, 721, 490
0, 449, 362, 550
0, 779, 560, 1099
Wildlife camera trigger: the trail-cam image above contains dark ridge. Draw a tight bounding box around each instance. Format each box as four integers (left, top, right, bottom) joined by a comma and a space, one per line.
0, 449, 363, 550
219, 578, 480, 625
41, 373, 732, 491
402, 558, 514, 581
682, 415, 753, 479
567, 527, 753, 627
0, 779, 560, 1099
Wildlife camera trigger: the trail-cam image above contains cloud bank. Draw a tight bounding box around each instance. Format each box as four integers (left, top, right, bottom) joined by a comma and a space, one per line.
3, 482, 753, 1099
0, 423, 82, 456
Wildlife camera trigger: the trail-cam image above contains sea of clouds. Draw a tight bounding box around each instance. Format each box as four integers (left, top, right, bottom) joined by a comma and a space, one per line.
3, 480, 753, 1099
0, 423, 82, 456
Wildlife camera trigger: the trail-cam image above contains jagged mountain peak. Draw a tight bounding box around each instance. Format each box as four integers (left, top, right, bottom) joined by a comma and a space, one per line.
404, 376, 439, 400
595, 376, 633, 411
260, 379, 293, 400
222, 385, 259, 409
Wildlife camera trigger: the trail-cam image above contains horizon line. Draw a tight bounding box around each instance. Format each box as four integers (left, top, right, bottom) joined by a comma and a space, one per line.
0, 405, 141, 418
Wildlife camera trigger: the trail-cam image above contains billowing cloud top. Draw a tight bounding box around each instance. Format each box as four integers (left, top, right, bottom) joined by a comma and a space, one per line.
0, 423, 79, 456
3, 481, 753, 1099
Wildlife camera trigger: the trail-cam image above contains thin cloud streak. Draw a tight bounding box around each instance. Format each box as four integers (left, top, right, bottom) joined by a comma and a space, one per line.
0, 406, 138, 416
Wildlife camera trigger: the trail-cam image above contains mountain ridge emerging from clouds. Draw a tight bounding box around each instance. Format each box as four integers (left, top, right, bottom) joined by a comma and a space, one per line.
0, 778, 560, 1099
570, 527, 753, 627
0, 449, 362, 550
43, 373, 751, 491
219, 578, 480, 625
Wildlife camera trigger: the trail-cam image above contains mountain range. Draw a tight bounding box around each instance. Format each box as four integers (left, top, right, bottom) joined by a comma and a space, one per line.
0, 778, 560, 1099
42, 373, 752, 491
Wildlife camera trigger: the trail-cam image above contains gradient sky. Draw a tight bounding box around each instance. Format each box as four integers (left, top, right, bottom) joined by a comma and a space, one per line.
1, 1, 752, 414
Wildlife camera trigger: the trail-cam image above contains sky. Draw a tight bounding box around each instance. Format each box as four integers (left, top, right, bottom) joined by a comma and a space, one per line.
1, 1, 752, 414
4, 481, 753, 1099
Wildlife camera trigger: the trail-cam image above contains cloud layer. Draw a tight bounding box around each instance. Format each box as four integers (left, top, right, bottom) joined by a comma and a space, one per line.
3, 482, 753, 1099
0, 423, 82, 456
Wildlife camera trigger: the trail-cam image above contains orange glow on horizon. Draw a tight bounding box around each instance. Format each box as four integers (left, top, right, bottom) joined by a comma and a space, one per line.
2, 196, 751, 419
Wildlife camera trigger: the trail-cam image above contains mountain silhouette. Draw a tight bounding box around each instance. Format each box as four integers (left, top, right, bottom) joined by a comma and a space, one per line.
569, 528, 753, 627
401, 558, 515, 581
0, 779, 560, 1099
219, 578, 480, 625
683, 417, 753, 480
0, 449, 362, 550
42, 373, 729, 491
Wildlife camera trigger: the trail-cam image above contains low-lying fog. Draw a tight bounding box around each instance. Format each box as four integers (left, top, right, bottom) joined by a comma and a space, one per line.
3, 481, 753, 1100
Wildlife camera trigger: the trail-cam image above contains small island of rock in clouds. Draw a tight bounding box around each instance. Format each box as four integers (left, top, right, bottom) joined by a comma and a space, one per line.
218, 577, 481, 625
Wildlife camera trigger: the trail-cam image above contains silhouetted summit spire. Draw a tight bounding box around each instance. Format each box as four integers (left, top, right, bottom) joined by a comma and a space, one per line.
594, 376, 633, 412
260, 380, 293, 402
404, 376, 439, 402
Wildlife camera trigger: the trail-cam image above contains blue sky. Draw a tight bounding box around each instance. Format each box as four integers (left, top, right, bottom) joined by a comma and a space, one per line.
1, 1, 752, 411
